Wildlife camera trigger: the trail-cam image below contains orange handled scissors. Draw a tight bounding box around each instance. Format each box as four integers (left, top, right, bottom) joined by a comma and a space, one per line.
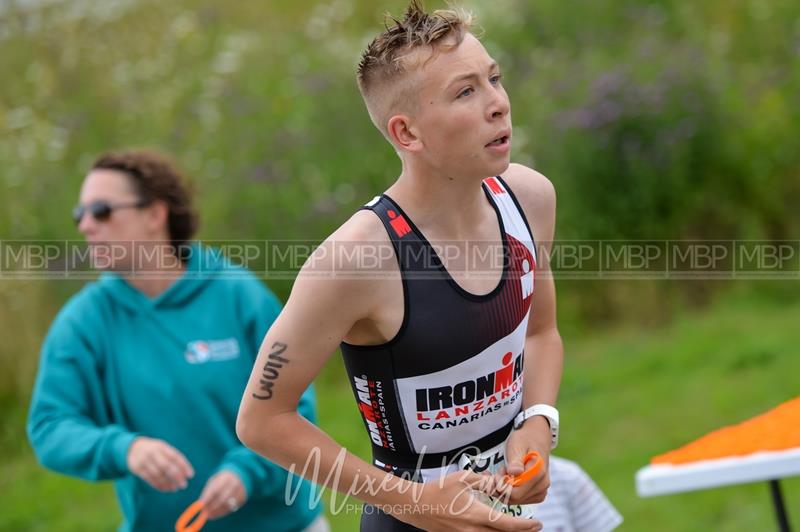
505, 451, 543, 487
175, 500, 207, 532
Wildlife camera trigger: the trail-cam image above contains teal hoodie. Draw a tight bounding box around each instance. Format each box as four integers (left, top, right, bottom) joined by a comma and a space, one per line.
27, 245, 321, 531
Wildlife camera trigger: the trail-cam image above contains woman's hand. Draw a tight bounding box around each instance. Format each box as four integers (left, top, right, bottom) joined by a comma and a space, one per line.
126, 436, 194, 492
199, 470, 248, 519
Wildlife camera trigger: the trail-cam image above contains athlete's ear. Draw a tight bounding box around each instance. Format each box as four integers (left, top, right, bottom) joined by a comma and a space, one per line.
387, 114, 423, 153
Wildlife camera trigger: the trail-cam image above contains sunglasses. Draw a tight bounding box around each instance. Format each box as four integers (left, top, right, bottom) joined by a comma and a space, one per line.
72, 199, 150, 225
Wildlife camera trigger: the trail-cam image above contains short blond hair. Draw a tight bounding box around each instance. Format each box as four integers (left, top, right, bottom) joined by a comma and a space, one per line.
356, 0, 475, 140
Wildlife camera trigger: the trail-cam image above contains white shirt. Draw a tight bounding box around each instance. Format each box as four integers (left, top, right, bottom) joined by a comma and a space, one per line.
535, 457, 623, 532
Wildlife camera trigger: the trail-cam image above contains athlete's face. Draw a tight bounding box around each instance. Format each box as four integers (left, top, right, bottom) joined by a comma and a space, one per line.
411, 33, 512, 179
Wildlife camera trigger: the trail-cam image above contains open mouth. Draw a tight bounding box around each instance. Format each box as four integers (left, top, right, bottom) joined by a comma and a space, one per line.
486, 135, 510, 147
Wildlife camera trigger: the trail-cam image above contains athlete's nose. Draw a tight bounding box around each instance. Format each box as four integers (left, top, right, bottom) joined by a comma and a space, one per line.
487, 87, 510, 121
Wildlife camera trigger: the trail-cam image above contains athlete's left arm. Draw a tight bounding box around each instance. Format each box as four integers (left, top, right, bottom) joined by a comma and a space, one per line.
500, 163, 564, 505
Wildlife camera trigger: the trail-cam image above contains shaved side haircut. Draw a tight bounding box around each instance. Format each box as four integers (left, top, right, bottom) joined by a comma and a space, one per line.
356, 0, 475, 141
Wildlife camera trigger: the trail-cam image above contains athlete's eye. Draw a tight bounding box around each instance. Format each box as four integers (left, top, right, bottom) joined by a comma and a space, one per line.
490, 74, 503, 85
457, 86, 474, 99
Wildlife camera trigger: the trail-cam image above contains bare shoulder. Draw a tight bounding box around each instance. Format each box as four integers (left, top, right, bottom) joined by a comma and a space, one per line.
330, 208, 390, 248
501, 163, 557, 241
501, 163, 556, 213
287, 207, 397, 338
295, 207, 394, 290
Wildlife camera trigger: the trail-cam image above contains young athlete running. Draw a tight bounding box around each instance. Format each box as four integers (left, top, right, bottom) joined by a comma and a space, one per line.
238, 2, 563, 530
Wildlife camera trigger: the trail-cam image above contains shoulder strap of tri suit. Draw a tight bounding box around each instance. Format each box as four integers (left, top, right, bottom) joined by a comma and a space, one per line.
361, 195, 415, 240
360, 195, 429, 272
482, 176, 537, 263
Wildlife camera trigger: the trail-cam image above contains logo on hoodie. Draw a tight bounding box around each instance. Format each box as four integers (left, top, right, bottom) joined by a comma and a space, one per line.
185, 338, 240, 364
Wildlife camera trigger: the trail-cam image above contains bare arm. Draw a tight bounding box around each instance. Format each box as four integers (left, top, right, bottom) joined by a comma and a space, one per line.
514, 165, 563, 418
237, 222, 409, 505
500, 164, 564, 503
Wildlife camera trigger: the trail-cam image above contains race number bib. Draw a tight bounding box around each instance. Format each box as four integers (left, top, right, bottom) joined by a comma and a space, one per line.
458, 441, 540, 520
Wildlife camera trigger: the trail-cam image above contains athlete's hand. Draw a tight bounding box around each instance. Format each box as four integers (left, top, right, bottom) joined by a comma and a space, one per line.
126, 436, 194, 492
495, 417, 551, 505
397, 469, 542, 531
199, 470, 248, 520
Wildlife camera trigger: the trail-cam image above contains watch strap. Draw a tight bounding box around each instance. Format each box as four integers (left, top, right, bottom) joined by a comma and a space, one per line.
513, 404, 559, 449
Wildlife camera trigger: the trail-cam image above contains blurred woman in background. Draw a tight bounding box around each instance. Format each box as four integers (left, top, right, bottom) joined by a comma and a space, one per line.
27, 150, 326, 531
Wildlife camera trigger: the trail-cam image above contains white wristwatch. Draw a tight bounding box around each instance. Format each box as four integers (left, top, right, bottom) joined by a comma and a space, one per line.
513, 404, 559, 450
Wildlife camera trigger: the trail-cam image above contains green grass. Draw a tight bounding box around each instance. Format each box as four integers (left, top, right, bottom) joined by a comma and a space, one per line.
0, 455, 119, 532
3, 288, 799, 531
556, 287, 800, 530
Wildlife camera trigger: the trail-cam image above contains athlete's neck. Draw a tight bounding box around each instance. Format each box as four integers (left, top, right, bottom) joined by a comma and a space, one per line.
387, 167, 497, 240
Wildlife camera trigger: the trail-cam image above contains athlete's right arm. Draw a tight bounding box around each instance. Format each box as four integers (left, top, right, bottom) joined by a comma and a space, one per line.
237, 213, 540, 532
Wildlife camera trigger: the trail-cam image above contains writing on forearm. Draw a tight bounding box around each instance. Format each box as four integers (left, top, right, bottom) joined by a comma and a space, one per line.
252, 342, 289, 400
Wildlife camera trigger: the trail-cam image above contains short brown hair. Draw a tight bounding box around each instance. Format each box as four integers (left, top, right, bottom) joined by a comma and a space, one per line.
92, 149, 199, 260
356, 0, 475, 138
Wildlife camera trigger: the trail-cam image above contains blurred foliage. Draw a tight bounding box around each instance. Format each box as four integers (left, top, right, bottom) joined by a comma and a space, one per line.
480, 0, 800, 241
1, 0, 797, 315
2, 0, 798, 240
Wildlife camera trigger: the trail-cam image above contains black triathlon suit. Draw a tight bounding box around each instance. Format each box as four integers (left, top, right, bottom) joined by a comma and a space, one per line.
341, 176, 537, 531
